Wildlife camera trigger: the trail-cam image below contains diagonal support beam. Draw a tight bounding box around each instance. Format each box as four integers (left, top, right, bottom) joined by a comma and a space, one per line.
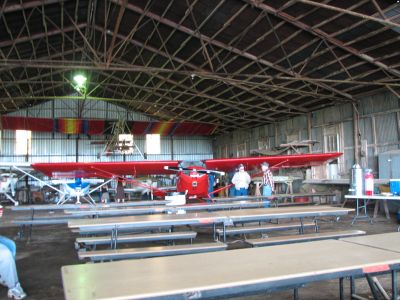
110, 0, 355, 102
106, 0, 127, 66
296, 0, 400, 28
247, 0, 400, 79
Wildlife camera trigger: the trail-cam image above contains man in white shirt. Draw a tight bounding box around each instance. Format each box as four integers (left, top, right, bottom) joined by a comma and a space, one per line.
231, 164, 251, 196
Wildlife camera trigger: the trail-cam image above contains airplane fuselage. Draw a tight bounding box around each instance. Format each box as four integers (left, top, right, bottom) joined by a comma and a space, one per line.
176, 169, 209, 199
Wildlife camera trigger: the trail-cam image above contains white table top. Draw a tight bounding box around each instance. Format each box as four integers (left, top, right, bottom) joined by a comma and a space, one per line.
345, 194, 400, 200
68, 206, 353, 229
68, 211, 224, 229
62, 238, 400, 300
341, 232, 400, 253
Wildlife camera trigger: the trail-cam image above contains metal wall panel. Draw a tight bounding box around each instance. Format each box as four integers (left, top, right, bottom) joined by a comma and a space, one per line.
8, 99, 151, 121
360, 92, 399, 115
359, 117, 374, 144
375, 113, 398, 144
1, 99, 213, 163
343, 121, 354, 148
311, 127, 323, 152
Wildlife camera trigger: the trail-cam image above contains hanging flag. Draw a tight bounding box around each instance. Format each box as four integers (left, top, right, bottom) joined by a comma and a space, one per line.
58, 118, 82, 134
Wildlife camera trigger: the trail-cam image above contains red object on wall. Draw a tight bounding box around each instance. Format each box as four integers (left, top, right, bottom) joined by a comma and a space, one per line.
1, 116, 53, 132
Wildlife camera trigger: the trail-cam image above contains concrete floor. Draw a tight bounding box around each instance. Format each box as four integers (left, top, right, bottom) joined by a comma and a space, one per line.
0, 206, 399, 300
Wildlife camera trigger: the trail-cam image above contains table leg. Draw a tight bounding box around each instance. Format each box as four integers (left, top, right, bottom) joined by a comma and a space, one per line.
293, 288, 298, 300
392, 270, 398, 300
366, 274, 380, 300
383, 200, 390, 219
373, 200, 379, 219
339, 277, 344, 300
351, 199, 372, 225
350, 276, 355, 298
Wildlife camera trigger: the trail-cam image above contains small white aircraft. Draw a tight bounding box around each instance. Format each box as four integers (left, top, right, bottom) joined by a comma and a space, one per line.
52, 177, 110, 205
0, 173, 19, 205
0, 163, 112, 205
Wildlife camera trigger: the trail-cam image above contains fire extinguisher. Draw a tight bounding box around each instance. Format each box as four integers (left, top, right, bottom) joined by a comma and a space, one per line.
364, 169, 374, 196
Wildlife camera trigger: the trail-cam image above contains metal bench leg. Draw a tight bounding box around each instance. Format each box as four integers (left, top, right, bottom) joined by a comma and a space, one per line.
299, 218, 304, 234
28, 224, 33, 242
314, 218, 319, 232
223, 224, 227, 243
111, 226, 118, 250
17, 225, 25, 239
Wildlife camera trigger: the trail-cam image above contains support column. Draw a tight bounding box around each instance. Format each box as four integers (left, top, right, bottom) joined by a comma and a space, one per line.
353, 104, 360, 165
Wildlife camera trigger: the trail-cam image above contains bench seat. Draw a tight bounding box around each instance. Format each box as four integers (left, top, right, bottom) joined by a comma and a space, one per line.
75, 231, 197, 248
245, 230, 366, 247
216, 222, 316, 239
72, 226, 172, 235
78, 242, 227, 262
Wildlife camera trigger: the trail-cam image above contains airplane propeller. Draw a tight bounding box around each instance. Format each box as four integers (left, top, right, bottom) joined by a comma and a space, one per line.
164, 166, 225, 176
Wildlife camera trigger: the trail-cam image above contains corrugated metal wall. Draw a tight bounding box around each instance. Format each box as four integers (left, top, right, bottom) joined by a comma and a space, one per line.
1, 100, 213, 163
213, 91, 400, 178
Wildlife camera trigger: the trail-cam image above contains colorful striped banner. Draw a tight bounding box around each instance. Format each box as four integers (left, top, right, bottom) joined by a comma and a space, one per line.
58, 118, 82, 134
0, 116, 217, 136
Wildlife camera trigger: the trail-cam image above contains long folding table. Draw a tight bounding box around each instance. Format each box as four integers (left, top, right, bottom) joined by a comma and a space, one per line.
10, 200, 169, 211
213, 192, 336, 204
340, 232, 400, 299
344, 194, 400, 224
68, 206, 353, 243
63, 201, 266, 217
62, 235, 400, 300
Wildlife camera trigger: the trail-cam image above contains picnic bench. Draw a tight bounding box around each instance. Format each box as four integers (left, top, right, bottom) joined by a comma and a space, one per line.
216, 222, 316, 241
78, 241, 227, 262
245, 230, 366, 247
75, 231, 197, 249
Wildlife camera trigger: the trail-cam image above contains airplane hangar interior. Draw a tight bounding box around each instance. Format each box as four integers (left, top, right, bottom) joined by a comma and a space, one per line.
1, 1, 400, 299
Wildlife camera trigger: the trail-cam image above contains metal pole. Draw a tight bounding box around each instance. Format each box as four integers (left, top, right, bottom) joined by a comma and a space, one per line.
392, 270, 398, 300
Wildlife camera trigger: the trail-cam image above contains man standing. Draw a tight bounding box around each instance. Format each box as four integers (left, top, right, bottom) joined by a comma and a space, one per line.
231, 164, 251, 196
261, 162, 274, 207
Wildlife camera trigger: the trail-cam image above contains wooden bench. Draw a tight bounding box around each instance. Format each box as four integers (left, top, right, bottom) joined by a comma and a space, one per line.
216, 222, 316, 241
75, 231, 197, 249
245, 230, 366, 247
78, 242, 227, 262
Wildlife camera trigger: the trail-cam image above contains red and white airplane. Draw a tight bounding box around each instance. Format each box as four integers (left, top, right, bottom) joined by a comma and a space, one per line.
29, 152, 342, 201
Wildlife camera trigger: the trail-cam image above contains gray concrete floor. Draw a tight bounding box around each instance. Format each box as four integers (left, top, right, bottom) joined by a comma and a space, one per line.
0, 206, 399, 300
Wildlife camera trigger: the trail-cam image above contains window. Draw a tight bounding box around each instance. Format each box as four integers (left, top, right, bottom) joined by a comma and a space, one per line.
15, 130, 32, 155
324, 134, 339, 152
323, 125, 340, 152
146, 134, 160, 154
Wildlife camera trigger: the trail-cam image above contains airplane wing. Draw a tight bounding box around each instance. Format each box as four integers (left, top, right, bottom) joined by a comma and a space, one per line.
31, 161, 181, 178
204, 152, 342, 172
